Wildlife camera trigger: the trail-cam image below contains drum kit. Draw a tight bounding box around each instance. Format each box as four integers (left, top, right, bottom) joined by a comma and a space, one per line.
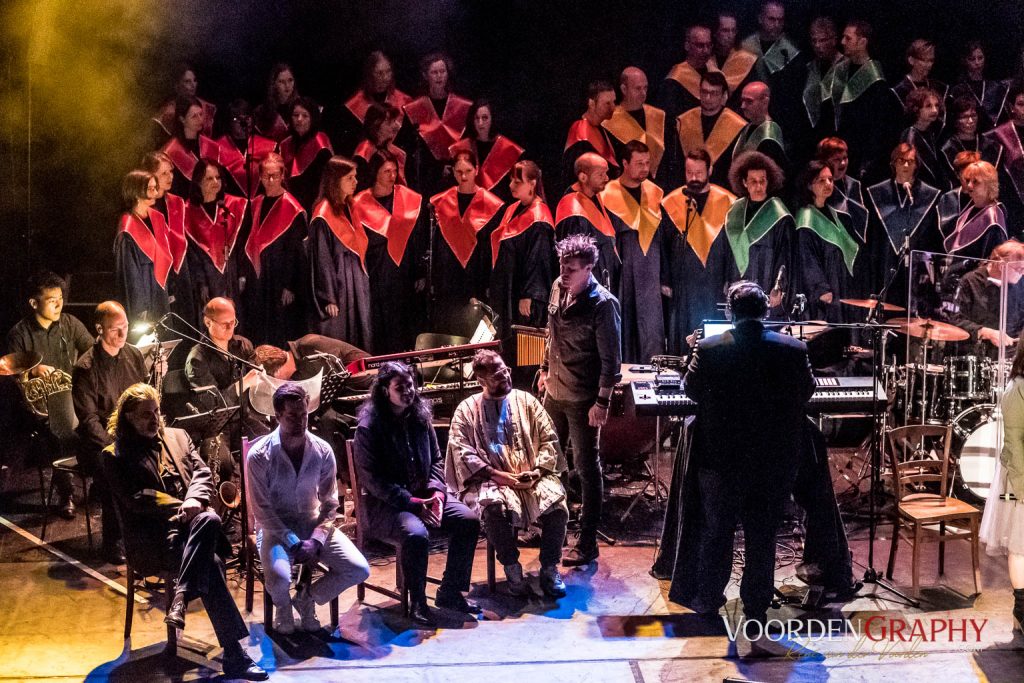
839, 298, 1006, 506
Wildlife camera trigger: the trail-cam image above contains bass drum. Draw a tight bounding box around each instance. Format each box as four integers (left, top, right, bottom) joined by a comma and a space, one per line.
950, 404, 1000, 505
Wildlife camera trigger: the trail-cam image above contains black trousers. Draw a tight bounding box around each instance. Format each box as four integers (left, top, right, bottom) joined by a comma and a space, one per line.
369, 498, 480, 600
171, 510, 248, 647
79, 447, 122, 550
482, 504, 568, 568
544, 397, 602, 548
693, 467, 789, 619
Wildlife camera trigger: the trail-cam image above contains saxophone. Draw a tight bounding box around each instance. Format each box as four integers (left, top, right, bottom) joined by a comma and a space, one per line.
200, 434, 240, 511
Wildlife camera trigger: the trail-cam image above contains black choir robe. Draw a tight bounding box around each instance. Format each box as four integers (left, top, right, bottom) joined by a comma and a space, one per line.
866, 179, 941, 306
184, 195, 247, 306
602, 105, 669, 184
308, 198, 373, 351
216, 134, 278, 199
901, 126, 946, 190
427, 186, 504, 336
950, 79, 1008, 134
731, 119, 787, 172
161, 135, 222, 198
660, 184, 736, 354
330, 87, 413, 158
600, 179, 666, 363
723, 196, 794, 316
279, 131, 333, 213
352, 185, 427, 353
115, 209, 172, 324
562, 117, 620, 190
795, 205, 870, 323
241, 191, 307, 346
985, 122, 1024, 230
820, 59, 902, 182
353, 139, 408, 191
554, 184, 621, 294
943, 202, 1009, 262
826, 175, 869, 244
940, 135, 1003, 188
488, 198, 556, 355
449, 136, 524, 202
154, 193, 197, 329
675, 107, 746, 188
892, 77, 948, 110
658, 61, 704, 125
404, 94, 471, 196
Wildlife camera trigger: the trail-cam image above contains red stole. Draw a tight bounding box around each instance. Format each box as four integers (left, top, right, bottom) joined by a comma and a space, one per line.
313, 199, 368, 272
163, 193, 188, 273
353, 139, 408, 185
257, 112, 289, 141
184, 195, 248, 273
216, 135, 278, 197
404, 94, 472, 161
449, 136, 525, 191
118, 210, 172, 289
352, 185, 423, 267
345, 88, 412, 122
564, 118, 619, 168
429, 187, 504, 268
161, 135, 222, 181
491, 199, 553, 267
153, 97, 216, 138
280, 132, 333, 178
245, 192, 305, 276
554, 183, 615, 238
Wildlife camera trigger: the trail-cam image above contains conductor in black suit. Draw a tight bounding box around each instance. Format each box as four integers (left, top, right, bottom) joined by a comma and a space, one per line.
684, 281, 815, 624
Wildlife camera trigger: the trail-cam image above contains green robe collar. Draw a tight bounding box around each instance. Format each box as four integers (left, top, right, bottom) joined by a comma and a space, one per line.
725, 197, 789, 277
741, 34, 800, 75
796, 205, 859, 276
822, 58, 885, 106
734, 120, 784, 158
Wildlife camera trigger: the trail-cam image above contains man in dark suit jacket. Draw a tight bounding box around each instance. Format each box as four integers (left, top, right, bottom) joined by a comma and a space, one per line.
102, 382, 267, 681
683, 281, 815, 624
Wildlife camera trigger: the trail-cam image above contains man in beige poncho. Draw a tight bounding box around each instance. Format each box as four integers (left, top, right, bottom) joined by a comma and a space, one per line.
445, 349, 569, 598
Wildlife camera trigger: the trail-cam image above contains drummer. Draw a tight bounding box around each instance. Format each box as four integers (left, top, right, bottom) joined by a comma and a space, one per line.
949, 240, 1024, 360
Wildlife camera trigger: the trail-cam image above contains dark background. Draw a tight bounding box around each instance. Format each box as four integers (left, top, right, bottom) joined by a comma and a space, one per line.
1, 0, 1022, 336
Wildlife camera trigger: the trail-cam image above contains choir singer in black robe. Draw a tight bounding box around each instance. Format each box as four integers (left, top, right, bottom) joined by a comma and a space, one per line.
404, 53, 471, 196
309, 156, 373, 351
280, 96, 334, 214
241, 153, 308, 347
161, 96, 222, 199
115, 170, 172, 325
184, 160, 247, 306
555, 153, 619, 293
142, 151, 196, 329
352, 153, 428, 353
427, 150, 504, 336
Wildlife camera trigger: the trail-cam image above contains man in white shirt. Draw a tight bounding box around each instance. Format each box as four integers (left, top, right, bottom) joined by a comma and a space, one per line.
247, 384, 369, 634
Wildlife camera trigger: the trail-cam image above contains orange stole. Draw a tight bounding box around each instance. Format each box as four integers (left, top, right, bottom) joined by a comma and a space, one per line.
245, 192, 305, 276
429, 187, 504, 268
404, 94, 472, 161
449, 136, 525, 191
163, 193, 188, 273
491, 199, 554, 267
564, 118, 619, 167
600, 179, 664, 255
353, 140, 408, 184
661, 184, 735, 266
118, 210, 172, 289
184, 195, 248, 273
216, 135, 277, 197
676, 107, 746, 164
161, 135, 222, 181
313, 199, 368, 272
602, 105, 666, 177
345, 88, 412, 123
352, 185, 423, 267
280, 132, 333, 177
554, 183, 615, 238
709, 49, 758, 94
665, 61, 706, 101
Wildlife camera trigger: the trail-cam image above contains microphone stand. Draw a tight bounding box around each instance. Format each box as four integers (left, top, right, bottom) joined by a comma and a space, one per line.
859, 234, 920, 607
159, 316, 263, 562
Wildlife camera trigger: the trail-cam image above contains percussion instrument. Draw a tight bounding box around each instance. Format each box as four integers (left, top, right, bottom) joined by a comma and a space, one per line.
950, 403, 1000, 504
892, 318, 969, 343
839, 298, 906, 312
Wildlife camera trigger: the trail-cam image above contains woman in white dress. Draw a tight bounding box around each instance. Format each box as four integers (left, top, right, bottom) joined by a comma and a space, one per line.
981, 338, 1024, 633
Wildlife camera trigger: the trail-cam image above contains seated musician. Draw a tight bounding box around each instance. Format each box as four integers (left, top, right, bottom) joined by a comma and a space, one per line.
102, 383, 267, 681
353, 361, 482, 626
246, 384, 370, 634
6, 271, 94, 518
72, 301, 148, 564
445, 349, 568, 598
950, 240, 1024, 359
185, 297, 256, 411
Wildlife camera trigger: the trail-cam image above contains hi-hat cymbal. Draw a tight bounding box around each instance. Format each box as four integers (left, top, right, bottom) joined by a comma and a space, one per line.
0, 351, 42, 376
892, 317, 970, 342
839, 298, 906, 312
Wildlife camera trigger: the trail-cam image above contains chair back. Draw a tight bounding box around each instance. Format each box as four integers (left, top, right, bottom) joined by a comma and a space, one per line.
345, 439, 369, 549
242, 437, 256, 532
46, 388, 79, 443
108, 478, 170, 577
886, 424, 953, 502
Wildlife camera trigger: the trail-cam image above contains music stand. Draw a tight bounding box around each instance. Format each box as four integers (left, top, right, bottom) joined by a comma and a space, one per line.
171, 406, 239, 441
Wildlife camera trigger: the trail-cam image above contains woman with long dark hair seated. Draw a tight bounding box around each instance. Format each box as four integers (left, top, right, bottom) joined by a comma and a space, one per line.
353, 361, 481, 626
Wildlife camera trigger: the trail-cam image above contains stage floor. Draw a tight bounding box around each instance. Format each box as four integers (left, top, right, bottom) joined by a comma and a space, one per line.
2, 459, 1024, 682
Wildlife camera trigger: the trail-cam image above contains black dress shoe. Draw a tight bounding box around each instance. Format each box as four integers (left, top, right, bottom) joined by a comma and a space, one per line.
825, 580, 863, 603
58, 497, 76, 520
435, 590, 482, 614
164, 591, 187, 629
561, 543, 599, 567
409, 598, 437, 626
222, 652, 269, 681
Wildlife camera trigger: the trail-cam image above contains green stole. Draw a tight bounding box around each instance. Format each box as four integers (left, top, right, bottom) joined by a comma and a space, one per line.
724, 197, 789, 277
733, 120, 784, 159
796, 205, 859, 276
822, 59, 885, 105
741, 35, 800, 75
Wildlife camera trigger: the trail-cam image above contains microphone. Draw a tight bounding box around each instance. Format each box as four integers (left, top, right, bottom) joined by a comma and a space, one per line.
217, 198, 235, 219
902, 182, 914, 205
184, 402, 201, 415
469, 297, 499, 324
772, 264, 788, 293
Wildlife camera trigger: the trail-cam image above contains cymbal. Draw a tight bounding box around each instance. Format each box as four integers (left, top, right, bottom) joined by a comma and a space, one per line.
892, 317, 970, 342
839, 298, 907, 312
0, 351, 42, 376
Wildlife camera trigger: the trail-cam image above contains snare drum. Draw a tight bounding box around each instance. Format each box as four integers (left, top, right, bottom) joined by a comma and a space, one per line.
897, 362, 947, 424
944, 355, 991, 401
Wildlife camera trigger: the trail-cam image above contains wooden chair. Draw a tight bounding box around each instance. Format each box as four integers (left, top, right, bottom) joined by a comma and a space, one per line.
885, 424, 982, 596
242, 438, 339, 631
